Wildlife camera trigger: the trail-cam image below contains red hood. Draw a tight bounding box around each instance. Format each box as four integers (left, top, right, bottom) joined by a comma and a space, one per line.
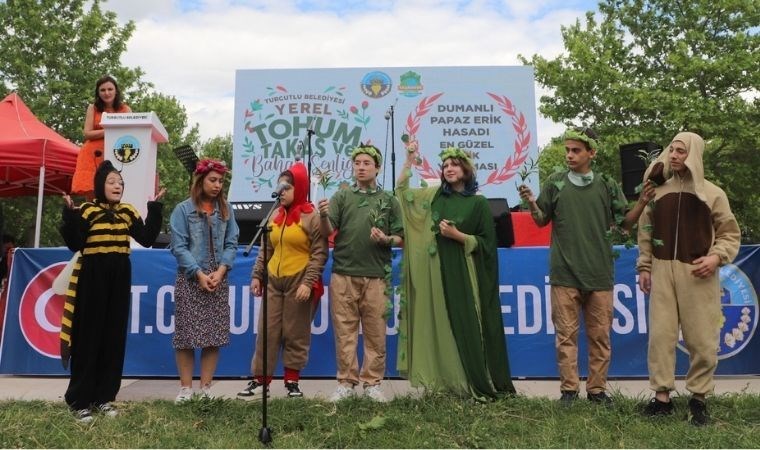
273, 162, 314, 226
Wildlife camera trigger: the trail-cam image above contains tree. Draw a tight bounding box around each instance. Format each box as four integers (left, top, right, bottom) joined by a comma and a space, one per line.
131, 93, 201, 231
0, 0, 150, 143
0, 0, 200, 245
520, 0, 760, 242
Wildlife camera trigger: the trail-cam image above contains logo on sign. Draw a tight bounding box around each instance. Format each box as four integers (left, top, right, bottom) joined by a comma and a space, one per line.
398, 71, 423, 98
113, 135, 140, 164
360, 71, 392, 99
18, 263, 66, 358
677, 264, 758, 359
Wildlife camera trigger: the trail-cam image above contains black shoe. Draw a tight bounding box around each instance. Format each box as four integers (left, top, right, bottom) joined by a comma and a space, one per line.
285, 381, 304, 398
642, 397, 674, 416
587, 391, 613, 405
688, 397, 709, 426
237, 380, 267, 398
559, 390, 578, 407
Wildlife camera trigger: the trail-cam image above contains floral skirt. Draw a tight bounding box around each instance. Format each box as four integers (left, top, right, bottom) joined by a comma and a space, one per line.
172, 258, 230, 349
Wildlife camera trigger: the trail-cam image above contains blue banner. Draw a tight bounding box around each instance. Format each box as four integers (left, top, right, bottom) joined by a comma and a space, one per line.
1, 246, 758, 377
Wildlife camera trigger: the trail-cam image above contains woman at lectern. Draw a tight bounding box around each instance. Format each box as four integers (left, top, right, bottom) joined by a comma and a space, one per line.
169, 159, 239, 403
71, 75, 132, 198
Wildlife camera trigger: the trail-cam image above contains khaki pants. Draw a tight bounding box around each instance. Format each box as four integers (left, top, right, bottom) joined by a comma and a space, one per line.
551, 286, 613, 394
647, 259, 722, 396
330, 273, 388, 387
251, 272, 313, 377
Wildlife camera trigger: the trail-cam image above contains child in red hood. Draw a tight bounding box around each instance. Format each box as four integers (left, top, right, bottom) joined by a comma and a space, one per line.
238, 162, 328, 398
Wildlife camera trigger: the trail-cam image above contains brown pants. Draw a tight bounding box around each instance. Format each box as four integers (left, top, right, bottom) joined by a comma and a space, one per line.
251, 272, 313, 377
647, 259, 722, 396
551, 286, 613, 394
330, 273, 388, 387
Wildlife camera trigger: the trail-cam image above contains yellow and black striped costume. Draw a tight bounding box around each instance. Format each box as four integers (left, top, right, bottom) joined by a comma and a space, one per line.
59, 200, 162, 410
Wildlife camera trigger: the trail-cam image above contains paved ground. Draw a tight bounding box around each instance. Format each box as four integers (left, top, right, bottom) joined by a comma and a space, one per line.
2, 376, 759, 402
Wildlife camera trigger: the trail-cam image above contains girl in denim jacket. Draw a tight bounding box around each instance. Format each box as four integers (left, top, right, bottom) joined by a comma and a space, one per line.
169, 159, 239, 402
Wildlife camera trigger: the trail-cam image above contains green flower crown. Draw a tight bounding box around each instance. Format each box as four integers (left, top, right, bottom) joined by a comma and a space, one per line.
351, 145, 382, 165
439, 147, 472, 164
563, 129, 598, 150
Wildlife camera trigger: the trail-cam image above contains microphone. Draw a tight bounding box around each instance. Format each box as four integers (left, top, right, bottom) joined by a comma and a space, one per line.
295, 141, 303, 161
385, 99, 398, 120
306, 117, 315, 134
271, 181, 289, 198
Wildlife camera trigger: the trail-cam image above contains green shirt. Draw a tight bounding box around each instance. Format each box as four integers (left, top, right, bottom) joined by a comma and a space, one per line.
536, 171, 628, 290
328, 185, 404, 278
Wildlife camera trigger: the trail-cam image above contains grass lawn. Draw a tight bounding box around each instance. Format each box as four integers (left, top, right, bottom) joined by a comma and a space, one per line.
2, 392, 760, 448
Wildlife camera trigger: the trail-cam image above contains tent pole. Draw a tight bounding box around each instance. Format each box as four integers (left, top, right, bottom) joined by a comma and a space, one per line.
34, 165, 45, 248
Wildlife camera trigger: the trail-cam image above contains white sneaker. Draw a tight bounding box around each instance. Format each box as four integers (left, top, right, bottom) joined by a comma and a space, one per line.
329, 384, 356, 402
200, 384, 214, 399
175, 386, 193, 404
364, 385, 388, 402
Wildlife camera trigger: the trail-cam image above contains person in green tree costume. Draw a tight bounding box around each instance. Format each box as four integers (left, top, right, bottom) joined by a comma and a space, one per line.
396, 141, 515, 401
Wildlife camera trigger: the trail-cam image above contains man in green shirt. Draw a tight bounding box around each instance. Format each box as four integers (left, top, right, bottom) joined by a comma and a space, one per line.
518, 128, 652, 406
318, 144, 404, 402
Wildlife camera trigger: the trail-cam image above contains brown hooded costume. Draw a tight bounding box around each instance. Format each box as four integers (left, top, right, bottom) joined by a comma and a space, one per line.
249, 162, 328, 385
637, 131, 740, 396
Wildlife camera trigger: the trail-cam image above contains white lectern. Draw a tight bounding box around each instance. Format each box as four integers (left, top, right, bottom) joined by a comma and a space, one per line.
101, 112, 168, 219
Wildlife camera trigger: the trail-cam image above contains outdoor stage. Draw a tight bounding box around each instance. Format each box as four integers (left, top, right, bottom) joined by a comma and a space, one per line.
2, 245, 758, 378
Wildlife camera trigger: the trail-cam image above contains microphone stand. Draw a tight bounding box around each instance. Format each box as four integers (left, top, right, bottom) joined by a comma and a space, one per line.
243, 198, 279, 445
388, 105, 396, 194
243, 199, 279, 257
306, 122, 315, 201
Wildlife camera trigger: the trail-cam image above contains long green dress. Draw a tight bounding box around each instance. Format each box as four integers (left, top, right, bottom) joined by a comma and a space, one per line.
396, 177, 515, 400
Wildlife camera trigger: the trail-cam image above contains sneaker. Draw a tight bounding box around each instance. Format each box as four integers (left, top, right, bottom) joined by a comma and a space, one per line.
95, 402, 118, 417
74, 408, 93, 423
364, 384, 388, 402
200, 384, 214, 399
329, 384, 356, 402
642, 397, 674, 416
175, 386, 193, 404
285, 382, 304, 398
587, 391, 613, 405
688, 397, 709, 426
237, 380, 268, 399
559, 390, 578, 407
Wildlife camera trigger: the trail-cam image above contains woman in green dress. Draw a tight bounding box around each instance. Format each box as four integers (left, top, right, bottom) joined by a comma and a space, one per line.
396, 143, 515, 401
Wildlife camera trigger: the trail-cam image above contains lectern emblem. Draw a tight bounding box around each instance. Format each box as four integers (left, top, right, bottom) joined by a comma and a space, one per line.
113, 135, 141, 164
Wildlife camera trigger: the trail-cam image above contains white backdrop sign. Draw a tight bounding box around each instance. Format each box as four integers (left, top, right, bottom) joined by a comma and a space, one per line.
231, 66, 538, 205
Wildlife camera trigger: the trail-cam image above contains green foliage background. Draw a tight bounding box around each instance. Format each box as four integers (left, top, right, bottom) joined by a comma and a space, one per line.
521, 0, 760, 242
0, 0, 232, 246
1, 0, 757, 245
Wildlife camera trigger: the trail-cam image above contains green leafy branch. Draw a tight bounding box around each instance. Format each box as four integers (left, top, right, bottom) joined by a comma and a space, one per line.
368, 197, 391, 228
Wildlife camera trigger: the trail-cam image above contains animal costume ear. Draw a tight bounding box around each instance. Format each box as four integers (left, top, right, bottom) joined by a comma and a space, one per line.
93, 160, 119, 203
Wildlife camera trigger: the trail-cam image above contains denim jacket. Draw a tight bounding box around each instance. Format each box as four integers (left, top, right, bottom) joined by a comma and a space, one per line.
169, 198, 239, 280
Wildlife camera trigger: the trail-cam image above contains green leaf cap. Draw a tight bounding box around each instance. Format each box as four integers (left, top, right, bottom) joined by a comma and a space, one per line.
439, 147, 472, 164
351, 144, 382, 165
563, 129, 598, 150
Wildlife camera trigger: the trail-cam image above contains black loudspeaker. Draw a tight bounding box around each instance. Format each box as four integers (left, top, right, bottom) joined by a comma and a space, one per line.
153, 232, 171, 249
619, 142, 662, 200
487, 198, 514, 248
231, 201, 276, 245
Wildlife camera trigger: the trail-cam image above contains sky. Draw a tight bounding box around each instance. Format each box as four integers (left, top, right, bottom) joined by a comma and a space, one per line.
109, 0, 601, 148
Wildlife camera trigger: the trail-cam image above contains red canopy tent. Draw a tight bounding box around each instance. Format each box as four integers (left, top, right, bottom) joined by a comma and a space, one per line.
0, 92, 79, 246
